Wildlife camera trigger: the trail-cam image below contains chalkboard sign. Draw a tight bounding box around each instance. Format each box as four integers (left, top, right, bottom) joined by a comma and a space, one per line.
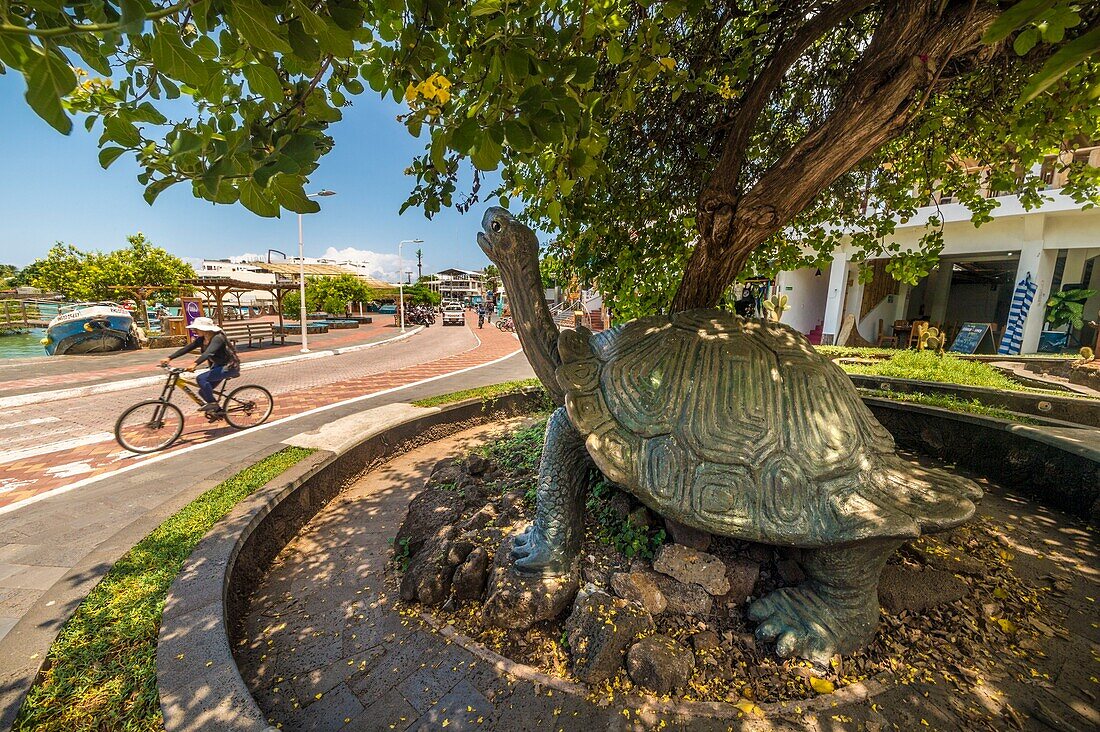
948, 322, 994, 354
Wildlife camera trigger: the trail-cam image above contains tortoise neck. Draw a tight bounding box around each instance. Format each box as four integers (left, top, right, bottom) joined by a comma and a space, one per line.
499, 250, 564, 406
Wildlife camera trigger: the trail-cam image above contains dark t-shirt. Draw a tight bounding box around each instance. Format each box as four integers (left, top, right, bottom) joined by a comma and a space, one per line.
170, 332, 234, 367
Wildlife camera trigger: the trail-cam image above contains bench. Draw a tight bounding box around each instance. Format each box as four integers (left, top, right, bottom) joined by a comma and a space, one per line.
220, 321, 283, 348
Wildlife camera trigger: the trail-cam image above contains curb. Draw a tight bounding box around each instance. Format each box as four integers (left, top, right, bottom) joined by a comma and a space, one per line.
0, 326, 425, 410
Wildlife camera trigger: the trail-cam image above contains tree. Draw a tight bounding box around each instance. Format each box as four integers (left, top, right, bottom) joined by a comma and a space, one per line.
401, 283, 440, 306
483, 264, 500, 296
24, 235, 193, 301
1, 2, 1097, 317
283, 273, 373, 318
0, 264, 17, 289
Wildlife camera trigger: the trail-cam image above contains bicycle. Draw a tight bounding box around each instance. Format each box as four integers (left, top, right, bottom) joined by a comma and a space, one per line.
496, 317, 515, 332
114, 365, 274, 453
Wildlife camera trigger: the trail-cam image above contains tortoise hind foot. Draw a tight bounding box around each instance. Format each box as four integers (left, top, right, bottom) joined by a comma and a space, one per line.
749, 583, 877, 665
511, 526, 574, 577
749, 540, 902, 665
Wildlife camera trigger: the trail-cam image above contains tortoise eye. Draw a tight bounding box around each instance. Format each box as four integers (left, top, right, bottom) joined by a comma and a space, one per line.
490, 220, 502, 232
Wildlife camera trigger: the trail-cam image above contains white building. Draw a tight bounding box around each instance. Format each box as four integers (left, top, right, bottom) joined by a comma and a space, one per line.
197, 260, 278, 306
779, 148, 1100, 354
424, 268, 486, 302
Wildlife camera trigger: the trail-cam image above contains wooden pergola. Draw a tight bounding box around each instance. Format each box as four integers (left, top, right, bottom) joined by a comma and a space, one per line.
179, 278, 299, 330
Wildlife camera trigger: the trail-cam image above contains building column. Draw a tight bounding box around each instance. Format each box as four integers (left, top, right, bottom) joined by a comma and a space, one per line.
926, 264, 953, 325
1015, 215, 1056, 354
1061, 248, 1089, 288
820, 252, 850, 344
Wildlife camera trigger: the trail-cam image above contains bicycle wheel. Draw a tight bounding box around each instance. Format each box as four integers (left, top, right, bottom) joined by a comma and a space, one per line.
115, 400, 184, 453
223, 385, 273, 429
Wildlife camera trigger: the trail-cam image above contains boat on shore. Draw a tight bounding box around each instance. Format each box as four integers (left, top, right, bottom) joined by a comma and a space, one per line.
42, 303, 137, 356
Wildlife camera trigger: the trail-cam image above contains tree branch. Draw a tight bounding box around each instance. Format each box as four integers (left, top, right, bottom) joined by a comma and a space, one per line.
671, 0, 1000, 311
0, 1, 191, 38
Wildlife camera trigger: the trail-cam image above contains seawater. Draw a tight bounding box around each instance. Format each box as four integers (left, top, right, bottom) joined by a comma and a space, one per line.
0, 329, 46, 359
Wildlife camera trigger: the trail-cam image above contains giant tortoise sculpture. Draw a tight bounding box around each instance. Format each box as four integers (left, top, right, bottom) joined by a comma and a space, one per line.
477, 206, 981, 664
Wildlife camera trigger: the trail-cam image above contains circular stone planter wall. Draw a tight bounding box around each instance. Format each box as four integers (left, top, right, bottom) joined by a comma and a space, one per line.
156, 392, 1100, 731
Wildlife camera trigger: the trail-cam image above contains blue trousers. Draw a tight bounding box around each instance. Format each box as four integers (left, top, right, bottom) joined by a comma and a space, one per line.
197, 365, 228, 404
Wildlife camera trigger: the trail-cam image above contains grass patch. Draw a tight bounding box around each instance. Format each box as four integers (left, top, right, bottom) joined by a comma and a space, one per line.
841, 349, 1032, 391
411, 378, 544, 408
862, 389, 1037, 424
14, 446, 314, 732
815, 345, 896, 359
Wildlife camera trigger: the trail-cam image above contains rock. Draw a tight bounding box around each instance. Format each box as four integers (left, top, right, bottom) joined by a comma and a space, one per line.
483, 536, 579, 630
452, 546, 490, 601
399, 526, 458, 607
746, 543, 773, 563
565, 590, 654, 684
663, 518, 712, 552
465, 454, 491, 476
690, 630, 720, 655
718, 558, 760, 607
445, 538, 476, 567
497, 491, 528, 523
427, 457, 463, 486
607, 491, 632, 522
626, 635, 696, 695
878, 565, 968, 614
777, 558, 806, 584
653, 544, 730, 596
649, 572, 712, 616
395, 489, 463, 554
462, 504, 498, 532
610, 571, 667, 616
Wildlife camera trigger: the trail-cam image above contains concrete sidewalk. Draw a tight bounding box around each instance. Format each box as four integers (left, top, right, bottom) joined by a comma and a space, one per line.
0, 349, 536, 730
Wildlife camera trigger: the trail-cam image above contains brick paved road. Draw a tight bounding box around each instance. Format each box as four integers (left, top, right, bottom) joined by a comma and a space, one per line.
0, 315, 518, 513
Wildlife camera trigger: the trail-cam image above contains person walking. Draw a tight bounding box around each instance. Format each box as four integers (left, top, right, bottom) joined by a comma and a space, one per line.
159, 316, 241, 413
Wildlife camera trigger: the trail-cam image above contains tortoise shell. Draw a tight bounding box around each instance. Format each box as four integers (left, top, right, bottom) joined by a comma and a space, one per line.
556, 309, 980, 547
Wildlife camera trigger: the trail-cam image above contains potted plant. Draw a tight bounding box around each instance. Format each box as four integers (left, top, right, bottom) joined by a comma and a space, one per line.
1044, 287, 1099, 350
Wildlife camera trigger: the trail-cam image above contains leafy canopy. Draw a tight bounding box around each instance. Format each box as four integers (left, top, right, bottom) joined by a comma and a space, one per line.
23, 234, 194, 301
282, 272, 373, 317
2, 1, 1098, 316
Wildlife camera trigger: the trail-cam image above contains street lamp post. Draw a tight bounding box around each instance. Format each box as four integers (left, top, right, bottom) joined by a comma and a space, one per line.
298, 189, 336, 353
397, 239, 423, 333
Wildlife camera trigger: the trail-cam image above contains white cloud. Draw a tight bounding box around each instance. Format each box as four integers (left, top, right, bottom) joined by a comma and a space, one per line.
321, 247, 406, 282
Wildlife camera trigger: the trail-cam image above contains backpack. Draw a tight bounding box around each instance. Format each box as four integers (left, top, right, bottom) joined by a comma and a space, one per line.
220, 333, 242, 375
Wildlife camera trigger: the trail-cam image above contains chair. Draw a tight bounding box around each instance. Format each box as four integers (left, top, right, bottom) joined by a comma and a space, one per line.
908, 321, 929, 349
876, 319, 898, 348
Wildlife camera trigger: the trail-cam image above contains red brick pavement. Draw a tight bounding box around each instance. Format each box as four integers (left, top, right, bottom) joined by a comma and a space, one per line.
0, 318, 521, 511
0, 319, 394, 395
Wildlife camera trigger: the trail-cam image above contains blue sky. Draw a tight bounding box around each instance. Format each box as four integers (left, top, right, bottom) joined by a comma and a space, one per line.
0, 72, 503, 279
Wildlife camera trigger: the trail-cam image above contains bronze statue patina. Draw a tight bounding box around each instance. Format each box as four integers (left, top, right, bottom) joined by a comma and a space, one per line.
477, 207, 981, 664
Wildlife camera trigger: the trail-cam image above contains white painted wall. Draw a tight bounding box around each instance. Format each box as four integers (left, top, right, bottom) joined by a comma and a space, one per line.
776, 266, 830, 335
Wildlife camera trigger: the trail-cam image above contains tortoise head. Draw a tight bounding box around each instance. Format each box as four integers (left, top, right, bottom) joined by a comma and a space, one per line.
477, 207, 538, 268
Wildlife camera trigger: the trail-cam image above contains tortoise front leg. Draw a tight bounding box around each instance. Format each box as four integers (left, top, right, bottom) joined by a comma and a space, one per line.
748, 539, 903, 665
511, 407, 589, 576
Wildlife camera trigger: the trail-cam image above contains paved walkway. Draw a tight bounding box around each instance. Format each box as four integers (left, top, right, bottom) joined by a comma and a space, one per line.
240, 425, 1100, 732
0, 317, 398, 399
0, 317, 532, 730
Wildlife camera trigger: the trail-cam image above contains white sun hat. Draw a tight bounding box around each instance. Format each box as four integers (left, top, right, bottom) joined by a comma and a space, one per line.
190, 316, 222, 333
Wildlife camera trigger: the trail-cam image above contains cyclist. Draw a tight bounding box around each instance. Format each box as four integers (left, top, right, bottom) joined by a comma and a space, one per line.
159, 316, 241, 413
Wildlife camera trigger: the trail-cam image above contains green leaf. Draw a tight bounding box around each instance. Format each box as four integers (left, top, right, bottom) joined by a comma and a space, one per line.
238, 180, 281, 217
430, 131, 448, 172
118, 0, 146, 32
503, 119, 534, 152
470, 136, 502, 171
1013, 27, 1039, 56
243, 63, 284, 99
1020, 24, 1100, 102
470, 0, 503, 17
105, 116, 141, 146
607, 39, 624, 65
269, 174, 322, 214
23, 47, 77, 134
292, 0, 354, 57
192, 36, 219, 61
288, 20, 321, 61
151, 32, 211, 86
571, 57, 599, 86
143, 177, 179, 205
98, 146, 127, 169
982, 0, 1056, 44
228, 0, 292, 54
